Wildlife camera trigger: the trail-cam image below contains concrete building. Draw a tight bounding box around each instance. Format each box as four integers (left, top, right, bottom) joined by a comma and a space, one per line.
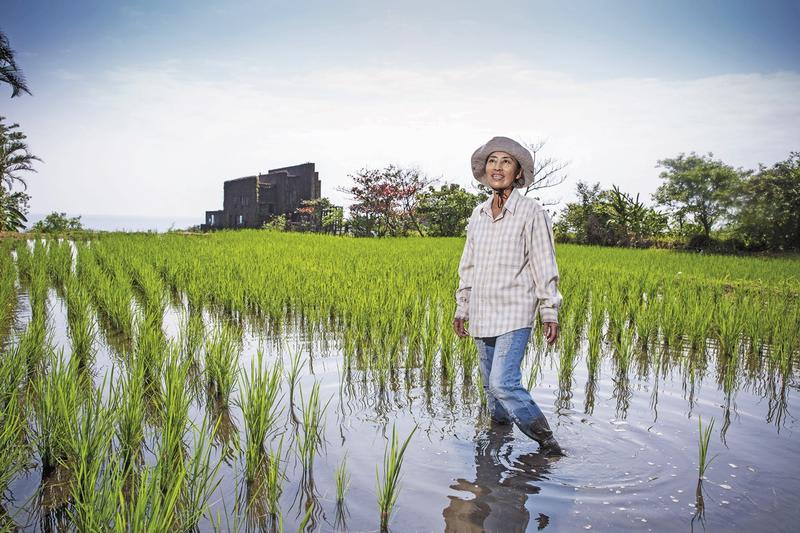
204, 162, 321, 229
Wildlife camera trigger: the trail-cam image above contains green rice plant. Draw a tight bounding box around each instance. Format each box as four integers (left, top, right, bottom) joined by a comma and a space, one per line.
64, 275, 96, 368
697, 416, 717, 479
17, 308, 49, 378
14, 239, 33, 282
67, 375, 117, 532
28, 256, 49, 325
115, 464, 185, 532
612, 320, 635, 378
634, 291, 659, 347
205, 322, 241, 407
240, 350, 283, 484
376, 425, 417, 531
31, 350, 81, 477
335, 453, 351, 505
420, 307, 440, 381
263, 437, 285, 517
180, 309, 205, 360
182, 418, 224, 529
285, 345, 304, 422
115, 359, 146, 472
158, 345, 192, 492
525, 351, 541, 391
296, 381, 329, 471
0, 387, 27, 496
715, 294, 744, 358
46, 239, 73, 289
0, 244, 17, 346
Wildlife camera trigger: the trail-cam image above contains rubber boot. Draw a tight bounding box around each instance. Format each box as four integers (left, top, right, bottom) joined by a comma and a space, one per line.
519, 414, 564, 456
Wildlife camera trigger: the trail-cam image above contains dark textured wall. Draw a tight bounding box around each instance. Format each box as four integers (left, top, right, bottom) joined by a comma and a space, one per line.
223, 176, 260, 228
205, 162, 322, 229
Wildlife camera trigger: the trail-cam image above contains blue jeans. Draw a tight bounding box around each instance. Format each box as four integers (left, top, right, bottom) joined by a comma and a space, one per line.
475, 328, 546, 430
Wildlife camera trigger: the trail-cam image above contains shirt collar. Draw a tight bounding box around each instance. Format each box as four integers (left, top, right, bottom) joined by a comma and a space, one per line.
479, 187, 521, 218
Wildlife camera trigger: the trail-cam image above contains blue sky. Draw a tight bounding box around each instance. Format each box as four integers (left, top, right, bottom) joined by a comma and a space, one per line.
2, 0, 799, 220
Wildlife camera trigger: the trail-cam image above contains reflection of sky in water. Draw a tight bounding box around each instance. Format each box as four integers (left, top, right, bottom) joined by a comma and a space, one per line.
5, 286, 800, 532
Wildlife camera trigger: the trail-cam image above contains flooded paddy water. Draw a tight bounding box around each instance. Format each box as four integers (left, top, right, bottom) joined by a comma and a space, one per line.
0, 234, 798, 532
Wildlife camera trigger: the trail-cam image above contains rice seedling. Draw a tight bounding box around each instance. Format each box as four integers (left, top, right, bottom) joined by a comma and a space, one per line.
14, 239, 33, 282
30, 349, 81, 478
240, 350, 283, 484
115, 358, 146, 472
263, 437, 285, 517
46, 239, 73, 289
205, 322, 241, 407
0, 386, 27, 496
296, 381, 329, 471
67, 374, 117, 532
158, 345, 192, 491
115, 463, 186, 532
335, 453, 351, 504
64, 275, 96, 368
2, 228, 799, 531
376, 424, 417, 531
182, 418, 224, 529
715, 294, 744, 358
285, 345, 304, 422
697, 416, 717, 479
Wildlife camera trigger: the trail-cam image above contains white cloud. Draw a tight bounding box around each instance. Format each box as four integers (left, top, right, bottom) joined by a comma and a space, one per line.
19, 59, 800, 219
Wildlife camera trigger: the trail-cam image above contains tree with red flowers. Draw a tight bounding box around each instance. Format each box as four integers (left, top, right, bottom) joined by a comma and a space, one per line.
339, 166, 436, 237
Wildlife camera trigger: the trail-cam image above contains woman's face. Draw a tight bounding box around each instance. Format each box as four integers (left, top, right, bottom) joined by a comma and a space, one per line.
484, 151, 520, 190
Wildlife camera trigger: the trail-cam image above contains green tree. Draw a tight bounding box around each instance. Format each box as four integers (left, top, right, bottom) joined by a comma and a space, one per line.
599, 186, 667, 246
30, 212, 84, 233
653, 153, 744, 240
554, 181, 610, 244
555, 181, 666, 246
0, 188, 28, 231
0, 32, 36, 232
733, 152, 800, 251
1, 30, 31, 97
417, 183, 483, 237
295, 197, 336, 232
0, 117, 40, 191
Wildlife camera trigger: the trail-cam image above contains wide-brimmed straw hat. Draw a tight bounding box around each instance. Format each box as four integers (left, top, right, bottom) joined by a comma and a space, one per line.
471, 136, 534, 188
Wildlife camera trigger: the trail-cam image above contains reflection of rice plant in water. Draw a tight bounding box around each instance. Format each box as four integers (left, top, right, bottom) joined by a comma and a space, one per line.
376, 425, 417, 531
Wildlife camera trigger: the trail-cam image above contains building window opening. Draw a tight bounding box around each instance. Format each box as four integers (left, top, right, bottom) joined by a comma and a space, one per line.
238, 215, 244, 225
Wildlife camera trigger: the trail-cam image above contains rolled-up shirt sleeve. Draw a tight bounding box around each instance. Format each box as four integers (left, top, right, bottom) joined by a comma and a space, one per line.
454, 213, 476, 320
528, 207, 562, 324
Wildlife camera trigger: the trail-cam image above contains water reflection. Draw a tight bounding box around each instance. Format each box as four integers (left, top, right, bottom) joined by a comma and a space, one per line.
443, 424, 559, 532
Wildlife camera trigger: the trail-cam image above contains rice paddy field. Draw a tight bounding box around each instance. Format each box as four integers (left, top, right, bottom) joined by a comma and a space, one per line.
1, 231, 799, 532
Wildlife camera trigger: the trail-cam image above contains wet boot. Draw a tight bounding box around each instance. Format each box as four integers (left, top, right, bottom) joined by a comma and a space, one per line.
519, 415, 564, 457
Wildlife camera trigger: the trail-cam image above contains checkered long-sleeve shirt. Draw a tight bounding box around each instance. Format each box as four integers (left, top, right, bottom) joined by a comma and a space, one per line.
454, 188, 562, 338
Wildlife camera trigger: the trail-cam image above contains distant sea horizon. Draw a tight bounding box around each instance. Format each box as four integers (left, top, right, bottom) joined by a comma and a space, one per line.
25, 213, 202, 233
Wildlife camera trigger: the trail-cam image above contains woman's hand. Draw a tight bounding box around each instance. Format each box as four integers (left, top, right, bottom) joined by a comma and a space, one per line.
543, 322, 559, 345
453, 318, 468, 338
